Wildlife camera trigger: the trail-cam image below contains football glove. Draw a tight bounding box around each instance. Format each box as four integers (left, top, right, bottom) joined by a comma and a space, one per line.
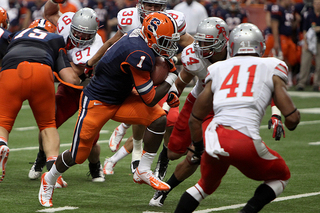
84, 61, 94, 78
166, 91, 180, 108
165, 57, 177, 72
188, 139, 204, 165
268, 115, 285, 141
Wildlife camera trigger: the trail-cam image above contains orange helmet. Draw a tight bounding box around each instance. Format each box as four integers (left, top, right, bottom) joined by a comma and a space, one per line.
141, 11, 180, 59
0, 7, 9, 30
29, 19, 56, 33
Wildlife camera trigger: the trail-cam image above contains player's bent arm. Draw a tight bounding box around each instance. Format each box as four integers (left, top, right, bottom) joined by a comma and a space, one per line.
189, 81, 213, 142
87, 30, 124, 66
175, 68, 196, 95
59, 67, 81, 85
44, 0, 62, 26
272, 75, 300, 130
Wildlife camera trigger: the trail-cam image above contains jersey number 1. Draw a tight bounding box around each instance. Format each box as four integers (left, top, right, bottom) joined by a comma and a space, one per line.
220, 65, 257, 98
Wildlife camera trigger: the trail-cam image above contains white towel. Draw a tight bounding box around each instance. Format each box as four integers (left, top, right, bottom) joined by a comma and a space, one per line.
306, 27, 317, 55
205, 122, 229, 159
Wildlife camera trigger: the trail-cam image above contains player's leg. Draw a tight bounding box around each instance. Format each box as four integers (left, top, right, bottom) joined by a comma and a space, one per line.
88, 142, 105, 182
113, 94, 170, 191
109, 122, 131, 152
104, 136, 133, 175
131, 124, 145, 173
39, 94, 116, 206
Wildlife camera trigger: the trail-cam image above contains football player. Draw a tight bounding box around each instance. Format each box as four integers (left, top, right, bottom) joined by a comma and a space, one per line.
0, 19, 81, 183
38, 12, 180, 207
28, 1, 105, 183
95, 0, 194, 176
174, 23, 300, 213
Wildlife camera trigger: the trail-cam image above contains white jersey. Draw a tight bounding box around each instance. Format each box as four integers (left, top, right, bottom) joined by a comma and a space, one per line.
56, 12, 103, 65
206, 56, 288, 140
181, 43, 211, 98
117, 7, 187, 36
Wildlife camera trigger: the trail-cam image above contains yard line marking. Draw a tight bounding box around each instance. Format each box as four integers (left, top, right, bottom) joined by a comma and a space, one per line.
36, 206, 78, 212
15, 126, 37, 131
143, 192, 320, 213
309, 142, 320, 145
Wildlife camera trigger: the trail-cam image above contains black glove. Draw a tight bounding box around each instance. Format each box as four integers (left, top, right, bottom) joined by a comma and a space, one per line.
166, 91, 180, 108
84, 61, 94, 78
268, 115, 285, 141
188, 139, 204, 165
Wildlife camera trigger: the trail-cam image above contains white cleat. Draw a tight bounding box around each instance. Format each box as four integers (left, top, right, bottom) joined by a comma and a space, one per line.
28, 163, 42, 180
0, 145, 9, 183
103, 158, 116, 175
109, 125, 126, 152
39, 172, 54, 207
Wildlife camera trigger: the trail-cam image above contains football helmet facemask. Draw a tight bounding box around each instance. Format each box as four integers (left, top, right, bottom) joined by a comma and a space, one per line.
137, 0, 168, 20
70, 8, 99, 48
194, 17, 229, 59
141, 11, 180, 59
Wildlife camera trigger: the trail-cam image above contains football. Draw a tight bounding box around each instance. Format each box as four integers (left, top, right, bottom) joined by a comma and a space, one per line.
151, 57, 169, 86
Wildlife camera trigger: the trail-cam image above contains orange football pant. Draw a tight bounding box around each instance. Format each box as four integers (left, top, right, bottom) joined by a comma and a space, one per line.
71, 91, 166, 164
0, 62, 56, 132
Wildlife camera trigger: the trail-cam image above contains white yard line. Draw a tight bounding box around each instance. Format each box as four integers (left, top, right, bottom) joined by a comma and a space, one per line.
143, 191, 320, 213
36, 206, 78, 212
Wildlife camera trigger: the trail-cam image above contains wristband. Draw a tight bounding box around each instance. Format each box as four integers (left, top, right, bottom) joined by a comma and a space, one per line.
284, 108, 297, 118
168, 83, 179, 96
271, 106, 281, 116
162, 102, 170, 112
165, 72, 178, 86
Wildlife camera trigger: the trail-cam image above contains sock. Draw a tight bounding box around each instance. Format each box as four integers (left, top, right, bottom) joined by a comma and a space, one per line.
167, 173, 182, 193
119, 123, 131, 134
174, 191, 199, 213
159, 144, 168, 162
45, 164, 61, 185
38, 149, 46, 159
138, 152, 156, 172
241, 184, 276, 213
109, 146, 129, 163
46, 156, 57, 171
132, 138, 143, 162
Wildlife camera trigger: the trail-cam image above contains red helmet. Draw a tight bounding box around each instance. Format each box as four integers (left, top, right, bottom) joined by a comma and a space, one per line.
0, 7, 9, 29
141, 11, 180, 59
29, 19, 56, 33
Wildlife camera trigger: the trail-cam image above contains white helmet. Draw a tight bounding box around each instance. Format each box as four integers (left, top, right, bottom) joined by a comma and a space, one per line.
228, 23, 266, 57
70, 8, 99, 48
137, 0, 168, 20
193, 17, 229, 59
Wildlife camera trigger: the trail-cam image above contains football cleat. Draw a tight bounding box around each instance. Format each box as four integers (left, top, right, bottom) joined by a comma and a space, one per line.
109, 125, 126, 152
149, 190, 168, 207
39, 172, 54, 207
130, 160, 140, 174
154, 158, 169, 181
54, 176, 68, 188
133, 168, 170, 191
88, 161, 105, 182
103, 158, 116, 175
0, 145, 9, 182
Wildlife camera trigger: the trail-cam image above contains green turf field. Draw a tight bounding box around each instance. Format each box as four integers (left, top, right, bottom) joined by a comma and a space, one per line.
1, 86, 320, 213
